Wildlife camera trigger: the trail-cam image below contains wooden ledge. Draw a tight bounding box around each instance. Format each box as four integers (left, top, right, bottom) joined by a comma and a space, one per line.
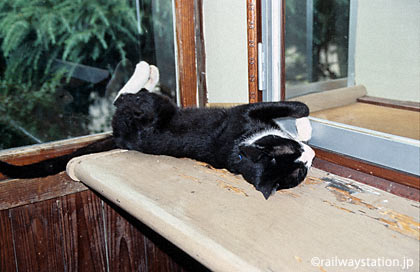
67, 150, 419, 271
0, 132, 111, 181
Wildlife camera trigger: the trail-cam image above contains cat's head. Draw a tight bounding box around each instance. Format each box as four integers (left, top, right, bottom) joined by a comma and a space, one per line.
239, 135, 315, 199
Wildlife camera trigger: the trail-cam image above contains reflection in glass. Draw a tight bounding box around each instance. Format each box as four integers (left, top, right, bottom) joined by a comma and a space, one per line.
285, 0, 349, 87
286, 0, 419, 141
0, 0, 176, 149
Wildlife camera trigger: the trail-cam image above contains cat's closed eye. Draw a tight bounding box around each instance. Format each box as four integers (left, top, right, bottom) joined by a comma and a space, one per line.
270, 158, 276, 165
133, 109, 144, 117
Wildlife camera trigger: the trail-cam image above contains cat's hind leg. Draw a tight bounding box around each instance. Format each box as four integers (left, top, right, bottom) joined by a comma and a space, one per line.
247, 101, 310, 123
143, 65, 160, 92
113, 61, 150, 103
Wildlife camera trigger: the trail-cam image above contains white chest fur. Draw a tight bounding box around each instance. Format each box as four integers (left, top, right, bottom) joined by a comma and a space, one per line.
242, 117, 315, 167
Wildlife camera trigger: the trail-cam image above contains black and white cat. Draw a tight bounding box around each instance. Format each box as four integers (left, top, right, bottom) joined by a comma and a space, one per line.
0, 62, 314, 199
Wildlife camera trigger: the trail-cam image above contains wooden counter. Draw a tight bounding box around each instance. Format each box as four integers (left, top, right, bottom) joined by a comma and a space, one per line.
67, 150, 419, 272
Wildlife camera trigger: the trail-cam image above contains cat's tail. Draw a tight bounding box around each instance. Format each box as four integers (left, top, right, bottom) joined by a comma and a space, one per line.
0, 136, 116, 179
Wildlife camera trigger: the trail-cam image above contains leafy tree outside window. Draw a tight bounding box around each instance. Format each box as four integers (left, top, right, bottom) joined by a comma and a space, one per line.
0, 0, 175, 149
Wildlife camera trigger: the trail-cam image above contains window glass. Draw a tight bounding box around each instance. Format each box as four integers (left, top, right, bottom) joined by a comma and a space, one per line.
0, 0, 176, 149
285, 0, 349, 88
264, 0, 420, 175
285, 0, 419, 141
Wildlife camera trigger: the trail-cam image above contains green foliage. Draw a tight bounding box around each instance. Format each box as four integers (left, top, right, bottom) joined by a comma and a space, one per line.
0, 0, 142, 148
0, 0, 138, 89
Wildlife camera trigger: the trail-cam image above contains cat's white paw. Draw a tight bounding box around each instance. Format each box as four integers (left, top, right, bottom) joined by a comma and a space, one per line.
144, 65, 160, 92
296, 143, 315, 168
296, 117, 312, 142
114, 61, 150, 103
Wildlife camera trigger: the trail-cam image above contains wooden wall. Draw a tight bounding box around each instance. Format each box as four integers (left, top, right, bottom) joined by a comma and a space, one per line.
0, 175, 208, 272
1, 129, 417, 272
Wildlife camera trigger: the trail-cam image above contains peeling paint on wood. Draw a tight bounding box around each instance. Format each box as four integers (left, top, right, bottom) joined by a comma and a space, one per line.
304, 176, 324, 185
379, 210, 420, 240
312, 175, 420, 240
65, 151, 419, 271
326, 186, 377, 210
215, 180, 249, 197
322, 200, 356, 214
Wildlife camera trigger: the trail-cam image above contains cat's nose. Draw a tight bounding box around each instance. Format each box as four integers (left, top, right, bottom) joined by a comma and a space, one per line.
296, 143, 315, 168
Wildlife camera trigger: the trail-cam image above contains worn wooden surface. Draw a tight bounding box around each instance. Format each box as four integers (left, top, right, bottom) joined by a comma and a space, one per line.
0, 209, 16, 271
288, 85, 367, 112
0, 172, 87, 210
0, 132, 110, 180
10, 198, 65, 271
313, 148, 420, 191
104, 200, 208, 272
313, 157, 420, 201
68, 150, 420, 272
247, 0, 259, 103
0, 188, 206, 272
104, 201, 148, 271
311, 102, 420, 140
60, 190, 108, 271
194, 0, 207, 107
174, 0, 197, 107
358, 96, 420, 112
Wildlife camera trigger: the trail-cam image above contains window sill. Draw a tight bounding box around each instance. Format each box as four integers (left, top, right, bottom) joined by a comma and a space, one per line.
312, 148, 419, 201
67, 150, 419, 271
0, 132, 111, 181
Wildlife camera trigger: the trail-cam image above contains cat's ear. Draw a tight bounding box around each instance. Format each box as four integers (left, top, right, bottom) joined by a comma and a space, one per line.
256, 182, 277, 199
239, 145, 265, 162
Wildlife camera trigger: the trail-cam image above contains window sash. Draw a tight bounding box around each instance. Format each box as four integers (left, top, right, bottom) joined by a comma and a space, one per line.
260, 0, 420, 176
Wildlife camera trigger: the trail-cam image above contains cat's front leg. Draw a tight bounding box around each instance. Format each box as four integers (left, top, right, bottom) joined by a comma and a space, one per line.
296, 117, 312, 142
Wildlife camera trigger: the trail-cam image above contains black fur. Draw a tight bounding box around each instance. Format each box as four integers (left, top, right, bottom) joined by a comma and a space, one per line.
112, 89, 310, 198
0, 89, 310, 199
